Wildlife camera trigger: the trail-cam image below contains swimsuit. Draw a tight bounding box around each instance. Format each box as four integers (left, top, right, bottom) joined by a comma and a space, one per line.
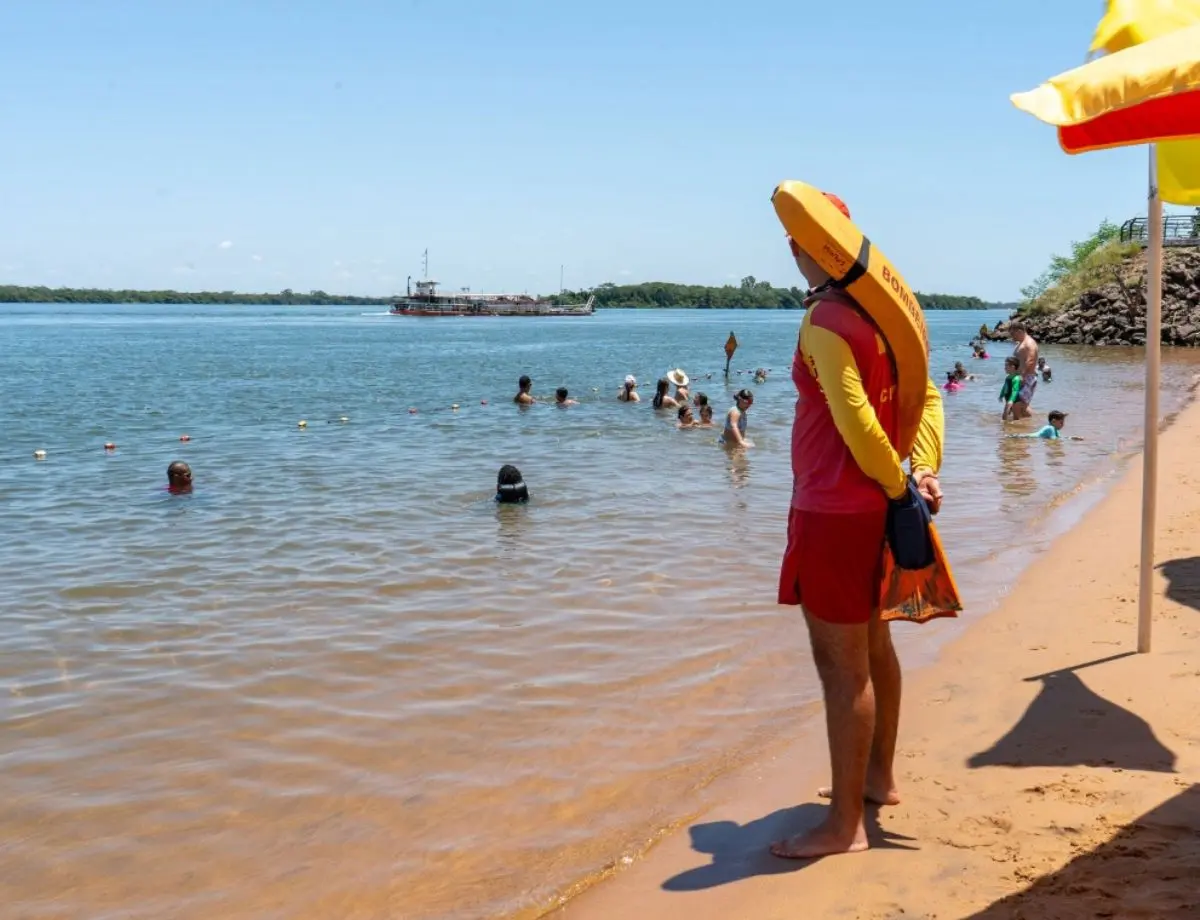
720, 410, 747, 445
999, 374, 1022, 404
1018, 373, 1038, 405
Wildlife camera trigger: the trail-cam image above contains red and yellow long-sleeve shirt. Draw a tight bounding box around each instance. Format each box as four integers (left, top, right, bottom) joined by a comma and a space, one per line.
791, 293, 944, 513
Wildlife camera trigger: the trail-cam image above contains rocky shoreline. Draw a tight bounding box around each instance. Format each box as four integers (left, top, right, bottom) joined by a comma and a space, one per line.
982, 247, 1200, 347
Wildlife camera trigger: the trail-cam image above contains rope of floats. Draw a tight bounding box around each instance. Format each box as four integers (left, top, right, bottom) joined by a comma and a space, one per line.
11, 362, 776, 464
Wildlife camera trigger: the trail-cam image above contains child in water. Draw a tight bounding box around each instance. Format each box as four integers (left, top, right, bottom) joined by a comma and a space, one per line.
495, 464, 529, 503
554, 387, 578, 407
943, 371, 964, 393
1038, 357, 1053, 383
973, 343, 990, 359
1027, 410, 1082, 440
999, 357, 1023, 420
698, 404, 714, 427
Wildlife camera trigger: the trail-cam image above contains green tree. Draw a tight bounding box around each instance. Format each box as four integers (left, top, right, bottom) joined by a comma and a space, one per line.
1020, 219, 1121, 303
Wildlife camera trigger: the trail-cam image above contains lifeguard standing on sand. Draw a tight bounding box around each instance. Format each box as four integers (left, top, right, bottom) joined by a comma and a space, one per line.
772, 187, 959, 858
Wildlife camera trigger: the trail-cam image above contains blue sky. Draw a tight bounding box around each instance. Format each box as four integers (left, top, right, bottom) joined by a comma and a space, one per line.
0, 1, 1188, 301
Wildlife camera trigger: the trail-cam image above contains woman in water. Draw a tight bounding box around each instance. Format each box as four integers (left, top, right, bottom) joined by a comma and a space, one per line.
617, 375, 640, 402
652, 378, 679, 411
666, 368, 690, 406
495, 464, 529, 503
720, 389, 754, 448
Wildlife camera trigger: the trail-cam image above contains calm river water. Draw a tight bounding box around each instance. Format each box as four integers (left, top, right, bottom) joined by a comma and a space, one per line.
2, 305, 1198, 919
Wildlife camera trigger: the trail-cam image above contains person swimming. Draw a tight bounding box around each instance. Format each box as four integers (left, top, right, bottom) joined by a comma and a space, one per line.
652, 378, 679, 411
699, 404, 714, 426
943, 371, 963, 392
618, 375, 640, 402
720, 389, 754, 447
666, 368, 690, 406
693, 391, 709, 410
555, 387, 578, 407
514, 375, 535, 406
1038, 356, 1053, 383
495, 464, 529, 503
166, 461, 193, 494
677, 404, 697, 428
953, 361, 974, 382
973, 344, 990, 359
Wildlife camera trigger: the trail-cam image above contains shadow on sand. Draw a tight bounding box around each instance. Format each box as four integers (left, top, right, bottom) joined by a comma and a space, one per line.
1158, 556, 1200, 612
963, 784, 1200, 919
660, 803, 916, 892
967, 652, 1177, 773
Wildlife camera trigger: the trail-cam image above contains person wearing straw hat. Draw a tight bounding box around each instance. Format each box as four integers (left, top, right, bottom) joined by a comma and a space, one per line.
773, 191, 948, 860
666, 368, 690, 406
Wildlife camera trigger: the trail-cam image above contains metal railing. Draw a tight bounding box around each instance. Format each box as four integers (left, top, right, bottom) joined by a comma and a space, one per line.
1119, 215, 1200, 245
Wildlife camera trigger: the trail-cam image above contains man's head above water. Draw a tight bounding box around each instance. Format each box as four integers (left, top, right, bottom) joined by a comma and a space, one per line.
167, 460, 192, 493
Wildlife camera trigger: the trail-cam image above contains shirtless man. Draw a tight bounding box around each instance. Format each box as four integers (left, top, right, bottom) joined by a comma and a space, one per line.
774, 192, 945, 860
1009, 322, 1039, 420
513, 375, 535, 406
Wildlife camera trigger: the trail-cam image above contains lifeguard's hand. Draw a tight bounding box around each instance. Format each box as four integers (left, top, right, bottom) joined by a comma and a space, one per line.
915, 473, 943, 516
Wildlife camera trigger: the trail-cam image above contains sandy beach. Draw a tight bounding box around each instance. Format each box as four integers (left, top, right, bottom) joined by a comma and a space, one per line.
558, 397, 1200, 919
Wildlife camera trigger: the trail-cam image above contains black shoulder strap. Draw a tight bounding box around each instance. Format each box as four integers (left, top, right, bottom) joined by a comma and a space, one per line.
831, 236, 871, 289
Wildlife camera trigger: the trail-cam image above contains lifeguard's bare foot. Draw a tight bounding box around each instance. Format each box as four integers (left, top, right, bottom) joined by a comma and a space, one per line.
770, 820, 869, 859
817, 783, 900, 806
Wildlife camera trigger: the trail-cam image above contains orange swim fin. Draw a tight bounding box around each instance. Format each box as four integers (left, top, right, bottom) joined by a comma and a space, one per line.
879, 522, 961, 624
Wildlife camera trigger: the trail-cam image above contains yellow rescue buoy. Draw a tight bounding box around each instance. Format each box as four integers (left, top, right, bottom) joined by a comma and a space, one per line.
772, 180, 930, 458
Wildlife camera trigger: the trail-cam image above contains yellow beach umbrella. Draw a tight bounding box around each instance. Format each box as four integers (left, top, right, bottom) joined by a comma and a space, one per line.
1090, 0, 1200, 205
1012, 19, 1200, 654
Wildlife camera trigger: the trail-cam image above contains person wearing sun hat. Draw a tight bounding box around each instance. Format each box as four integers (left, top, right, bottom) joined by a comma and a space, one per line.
666, 368, 690, 406
618, 374, 640, 402
773, 189, 950, 861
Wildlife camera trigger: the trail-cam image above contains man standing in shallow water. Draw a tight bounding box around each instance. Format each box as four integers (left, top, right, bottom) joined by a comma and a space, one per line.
1009, 321, 1039, 420
774, 192, 945, 859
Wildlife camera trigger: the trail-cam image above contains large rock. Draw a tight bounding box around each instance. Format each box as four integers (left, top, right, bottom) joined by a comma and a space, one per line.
994, 247, 1200, 347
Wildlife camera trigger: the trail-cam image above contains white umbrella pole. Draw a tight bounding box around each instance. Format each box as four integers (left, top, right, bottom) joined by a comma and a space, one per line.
1138, 144, 1163, 654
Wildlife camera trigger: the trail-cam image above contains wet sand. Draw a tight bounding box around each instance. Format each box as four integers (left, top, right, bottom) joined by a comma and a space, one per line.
559, 397, 1200, 919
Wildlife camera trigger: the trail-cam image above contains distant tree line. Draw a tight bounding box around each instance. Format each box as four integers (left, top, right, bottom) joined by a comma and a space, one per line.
0, 286, 392, 306
551, 278, 1013, 311
0, 280, 1012, 310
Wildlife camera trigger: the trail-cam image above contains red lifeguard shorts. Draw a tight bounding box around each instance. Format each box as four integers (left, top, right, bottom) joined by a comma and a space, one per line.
778, 508, 887, 625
